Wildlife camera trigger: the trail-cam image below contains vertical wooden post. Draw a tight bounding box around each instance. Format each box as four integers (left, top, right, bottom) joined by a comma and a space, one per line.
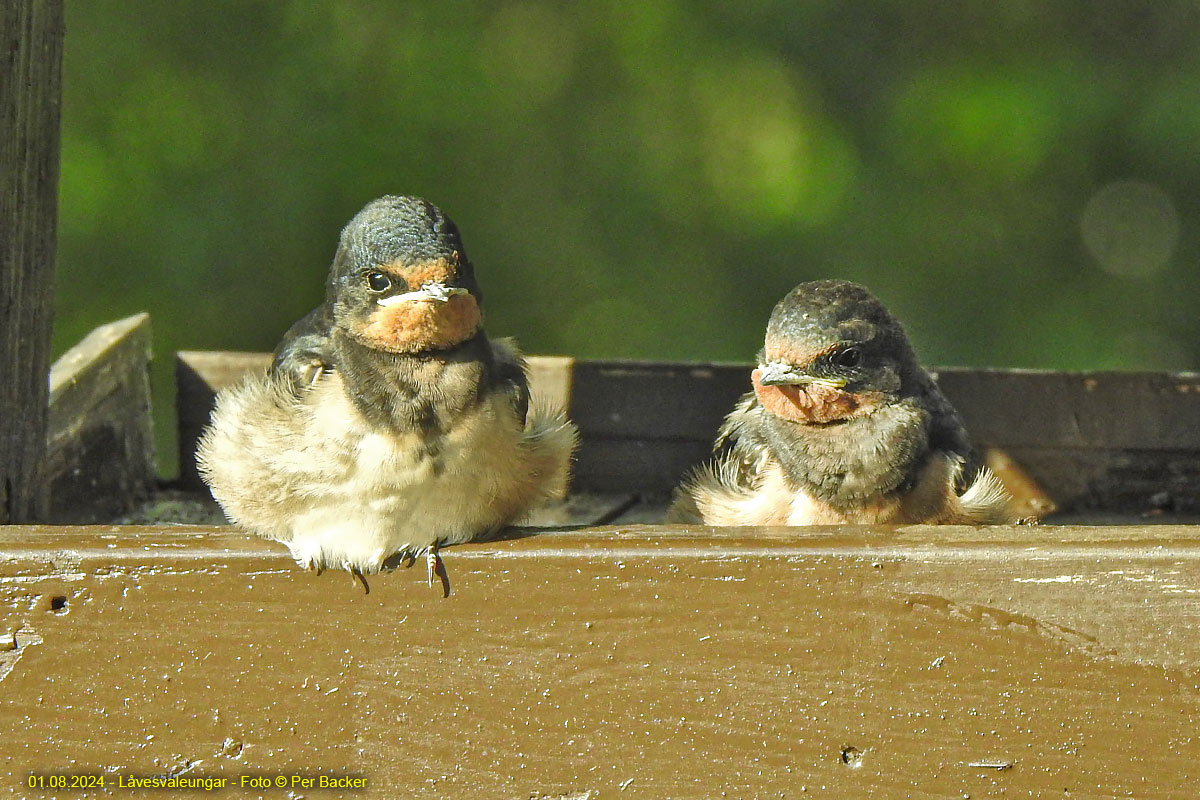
0, 0, 65, 522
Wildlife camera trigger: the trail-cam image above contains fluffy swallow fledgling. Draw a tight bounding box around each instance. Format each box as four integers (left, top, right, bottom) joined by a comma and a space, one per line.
670, 280, 1015, 526
197, 195, 577, 594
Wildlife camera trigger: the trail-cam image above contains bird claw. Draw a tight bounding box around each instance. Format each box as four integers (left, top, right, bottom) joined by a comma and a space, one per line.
299, 361, 326, 388
350, 566, 370, 595
427, 547, 450, 598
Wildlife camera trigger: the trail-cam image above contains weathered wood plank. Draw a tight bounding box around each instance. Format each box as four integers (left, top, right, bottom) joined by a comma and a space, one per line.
175, 351, 271, 490
44, 314, 155, 523
173, 353, 1200, 513
573, 437, 712, 494
933, 368, 1200, 451
525, 353, 573, 415
570, 363, 1200, 451
989, 445, 1200, 515
0, 0, 65, 523
570, 360, 748, 440
1, 524, 1198, 797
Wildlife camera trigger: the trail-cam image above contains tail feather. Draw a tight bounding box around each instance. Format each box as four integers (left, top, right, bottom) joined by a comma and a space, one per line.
953, 464, 1017, 524
520, 395, 579, 505
666, 455, 766, 525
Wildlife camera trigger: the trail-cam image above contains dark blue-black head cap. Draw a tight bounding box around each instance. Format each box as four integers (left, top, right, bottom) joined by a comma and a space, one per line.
326, 195, 479, 303
761, 280, 919, 394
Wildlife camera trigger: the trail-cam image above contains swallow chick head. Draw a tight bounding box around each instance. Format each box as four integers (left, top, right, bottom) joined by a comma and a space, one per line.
329, 195, 484, 354
752, 280, 920, 425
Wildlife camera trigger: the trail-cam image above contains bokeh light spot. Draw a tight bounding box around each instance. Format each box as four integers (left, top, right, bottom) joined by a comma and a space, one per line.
691, 54, 857, 232
1080, 181, 1179, 278
889, 70, 1056, 183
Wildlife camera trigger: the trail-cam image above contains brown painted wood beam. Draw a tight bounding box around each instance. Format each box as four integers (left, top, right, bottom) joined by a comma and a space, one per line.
1, 523, 1198, 797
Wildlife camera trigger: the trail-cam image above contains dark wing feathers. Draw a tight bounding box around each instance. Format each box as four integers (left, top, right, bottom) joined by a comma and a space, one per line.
271, 303, 334, 389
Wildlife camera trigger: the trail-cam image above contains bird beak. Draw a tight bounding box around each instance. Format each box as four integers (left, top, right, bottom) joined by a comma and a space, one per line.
756, 362, 808, 386
377, 281, 468, 306
756, 362, 846, 389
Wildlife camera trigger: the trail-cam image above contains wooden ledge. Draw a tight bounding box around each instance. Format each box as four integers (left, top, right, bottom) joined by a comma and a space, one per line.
2, 523, 1198, 797
5, 522, 1200, 556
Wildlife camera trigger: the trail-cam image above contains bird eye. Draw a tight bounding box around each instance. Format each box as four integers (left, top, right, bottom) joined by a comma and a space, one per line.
833, 346, 862, 369
366, 272, 391, 292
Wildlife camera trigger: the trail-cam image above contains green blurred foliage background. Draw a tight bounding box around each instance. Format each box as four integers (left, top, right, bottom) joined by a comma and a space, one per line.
54, 1, 1200, 475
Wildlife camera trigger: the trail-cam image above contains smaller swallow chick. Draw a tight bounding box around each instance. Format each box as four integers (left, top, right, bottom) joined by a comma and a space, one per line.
670, 280, 1015, 526
198, 196, 577, 594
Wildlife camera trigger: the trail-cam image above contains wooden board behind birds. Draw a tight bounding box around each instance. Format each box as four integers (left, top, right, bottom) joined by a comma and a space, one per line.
176, 352, 1200, 517
2, 524, 1198, 797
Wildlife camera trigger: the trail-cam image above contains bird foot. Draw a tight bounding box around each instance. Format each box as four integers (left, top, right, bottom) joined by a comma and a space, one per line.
426, 547, 450, 598
350, 566, 370, 595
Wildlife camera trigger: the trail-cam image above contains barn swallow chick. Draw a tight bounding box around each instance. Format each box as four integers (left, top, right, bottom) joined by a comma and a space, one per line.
670, 280, 1015, 526
197, 195, 578, 595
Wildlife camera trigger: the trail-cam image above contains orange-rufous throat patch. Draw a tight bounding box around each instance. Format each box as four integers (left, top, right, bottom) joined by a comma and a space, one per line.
752, 367, 876, 424
361, 293, 482, 353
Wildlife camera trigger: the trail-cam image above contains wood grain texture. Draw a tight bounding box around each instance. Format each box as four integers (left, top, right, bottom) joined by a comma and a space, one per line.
0, 0, 65, 522
174, 354, 1200, 514
45, 314, 155, 522
935, 368, 1200, 513
932, 368, 1200, 451
1, 523, 1198, 798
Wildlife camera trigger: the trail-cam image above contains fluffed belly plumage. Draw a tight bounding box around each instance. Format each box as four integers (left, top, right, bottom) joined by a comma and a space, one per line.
198, 371, 575, 574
